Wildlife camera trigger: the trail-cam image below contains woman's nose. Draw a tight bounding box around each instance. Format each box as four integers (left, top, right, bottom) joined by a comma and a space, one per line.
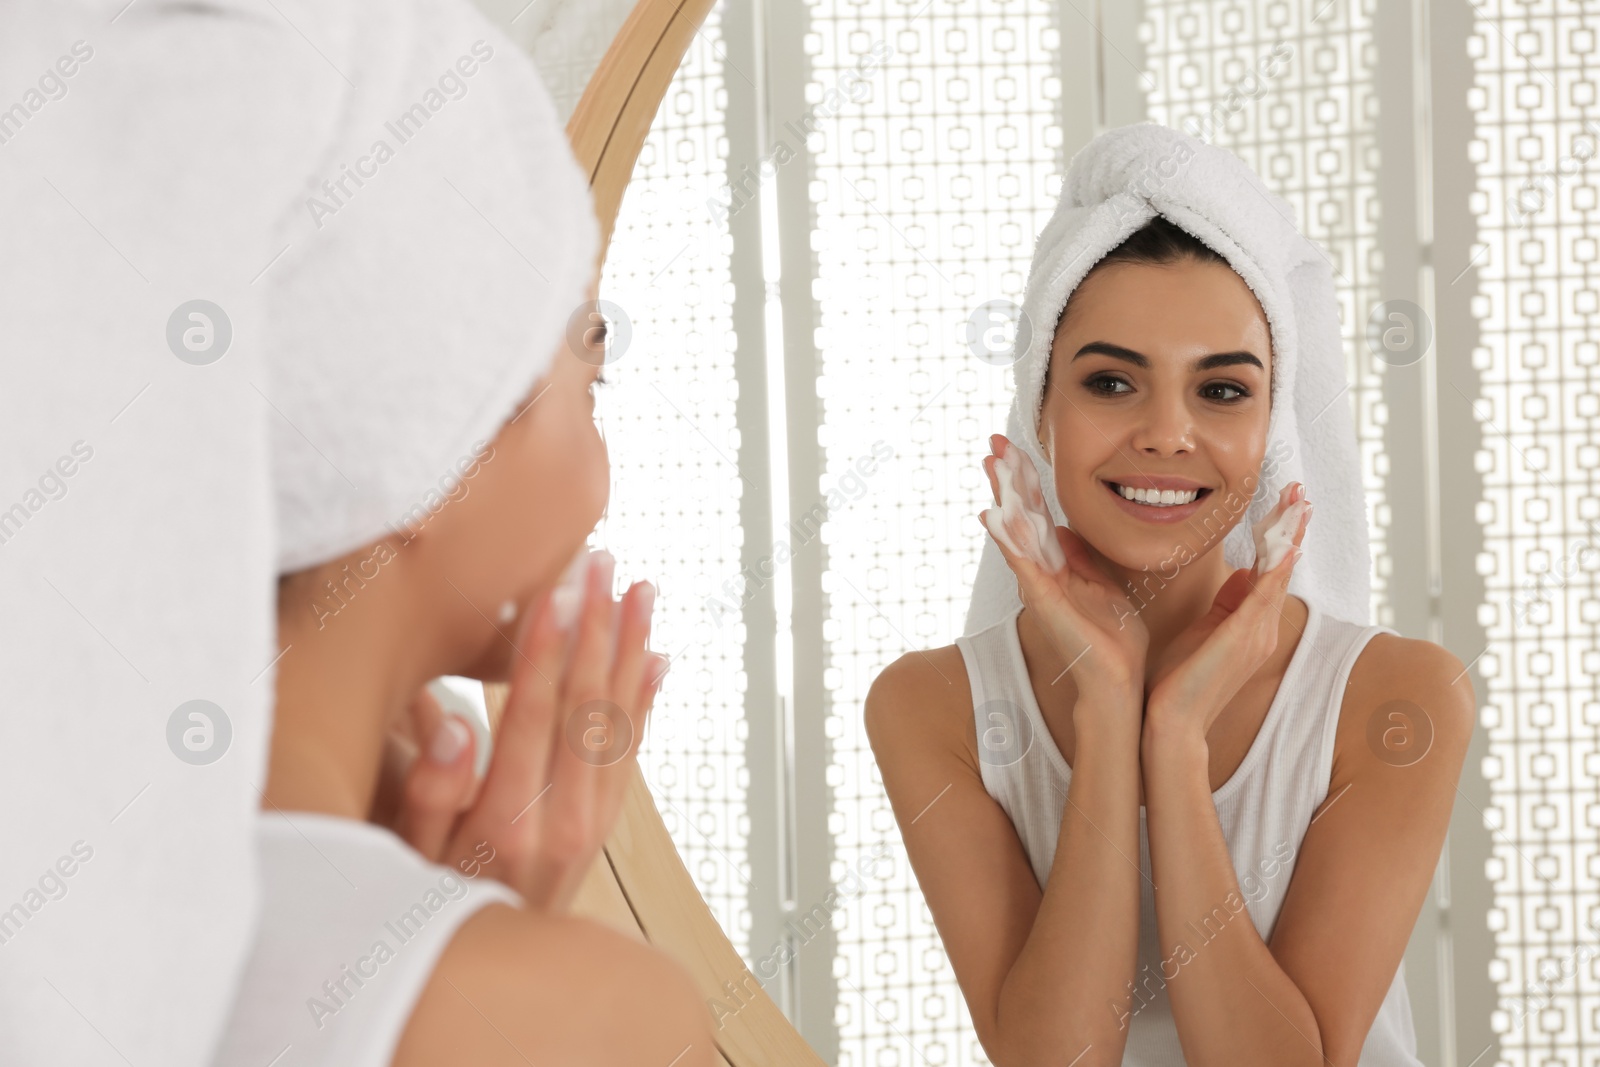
1131, 394, 1196, 455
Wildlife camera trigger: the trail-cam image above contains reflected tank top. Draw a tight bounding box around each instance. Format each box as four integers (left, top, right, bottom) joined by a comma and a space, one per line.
954, 598, 1421, 1065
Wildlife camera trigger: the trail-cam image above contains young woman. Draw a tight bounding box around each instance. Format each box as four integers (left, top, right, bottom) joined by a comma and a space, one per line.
201, 1, 717, 1062
239, 336, 715, 1067
866, 210, 1475, 1065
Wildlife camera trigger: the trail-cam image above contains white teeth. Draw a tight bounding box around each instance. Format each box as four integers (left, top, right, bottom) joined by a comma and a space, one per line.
1113, 482, 1200, 507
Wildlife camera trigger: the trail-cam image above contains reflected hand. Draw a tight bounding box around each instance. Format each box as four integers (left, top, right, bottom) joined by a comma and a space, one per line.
980, 433, 1148, 704
1144, 483, 1311, 741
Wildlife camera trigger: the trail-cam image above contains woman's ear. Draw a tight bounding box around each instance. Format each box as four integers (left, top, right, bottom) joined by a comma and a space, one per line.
1034, 397, 1054, 462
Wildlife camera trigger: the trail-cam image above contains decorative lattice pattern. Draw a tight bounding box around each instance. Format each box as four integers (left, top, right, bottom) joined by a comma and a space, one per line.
523, 0, 639, 123
1469, 2, 1600, 1061
596, 3, 753, 959
807, 3, 1064, 1063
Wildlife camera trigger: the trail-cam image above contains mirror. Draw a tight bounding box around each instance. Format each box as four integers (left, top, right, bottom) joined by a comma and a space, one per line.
478, 1, 820, 1065
469, 1, 1549, 1065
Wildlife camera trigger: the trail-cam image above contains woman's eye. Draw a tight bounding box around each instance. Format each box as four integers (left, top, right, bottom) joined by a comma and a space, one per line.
1203, 381, 1249, 403
1083, 374, 1250, 404
1084, 373, 1130, 397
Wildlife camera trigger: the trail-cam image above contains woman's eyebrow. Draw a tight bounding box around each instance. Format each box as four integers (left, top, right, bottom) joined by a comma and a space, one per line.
1070, 340, 1265, 371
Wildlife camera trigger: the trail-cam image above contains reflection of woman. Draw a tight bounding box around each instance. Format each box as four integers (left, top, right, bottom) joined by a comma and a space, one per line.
205, 3, 714, 1065
867, 125, 1473, 1065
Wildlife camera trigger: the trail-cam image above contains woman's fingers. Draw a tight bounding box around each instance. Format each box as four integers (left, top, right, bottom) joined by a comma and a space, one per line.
637, 651, 671, 711
980, 509, 1039, 590
982, 509, 1078, 635
563, 549, 617, 708
1264, 487, 1311, 601
452, 581, 569, 860
1252, 483, 1310, 578
997, 494, 1047, 566
526, 550, 628, 901
535, 644, 667, 913
543, 652, 663, 915
609, 580, 655, 724
1258, 485, 1310, 583
394, 548, 671, 912
1234, 484, 1312, 646
629, 652, 671, 755
408, 683, 444, 747
397, 711, 477, 861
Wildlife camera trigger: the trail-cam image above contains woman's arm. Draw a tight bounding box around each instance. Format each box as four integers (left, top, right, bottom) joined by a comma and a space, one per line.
1265, 636, 1474, 1063
996, 679, 1146, 1063
1139, 715, 1325, 1065
866, 652, 1145, 1067
1141, 635, 1474, 1067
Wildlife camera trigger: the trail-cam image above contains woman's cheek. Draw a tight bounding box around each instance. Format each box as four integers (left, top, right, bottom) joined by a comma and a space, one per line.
574, 415, 610, 528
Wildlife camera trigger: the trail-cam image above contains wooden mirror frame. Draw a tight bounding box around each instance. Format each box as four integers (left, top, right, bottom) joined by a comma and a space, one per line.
484, 3, 827, 1064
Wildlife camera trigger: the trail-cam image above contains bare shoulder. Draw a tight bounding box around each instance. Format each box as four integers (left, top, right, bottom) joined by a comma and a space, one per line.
863, 643, 976, 769
1332, 629, 1477, 785
1273, 632, 1479, 1062
393, 902, 716, 1067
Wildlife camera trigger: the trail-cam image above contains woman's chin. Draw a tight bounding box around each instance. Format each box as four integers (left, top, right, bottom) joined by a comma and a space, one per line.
1072, 519, 1205, 577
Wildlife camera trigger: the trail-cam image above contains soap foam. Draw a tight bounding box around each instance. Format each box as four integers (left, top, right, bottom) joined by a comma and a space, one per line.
981, 437, 1066, 573
550, 548, 590, 632
1252, 497, 1310, 575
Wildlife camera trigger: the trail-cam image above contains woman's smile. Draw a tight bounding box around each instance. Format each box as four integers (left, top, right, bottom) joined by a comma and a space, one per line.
1099, 477, 1215, 524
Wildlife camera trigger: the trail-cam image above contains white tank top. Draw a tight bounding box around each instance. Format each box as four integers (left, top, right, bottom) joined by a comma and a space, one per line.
954, 598, 1423, 1066
210, 811, 523, 1067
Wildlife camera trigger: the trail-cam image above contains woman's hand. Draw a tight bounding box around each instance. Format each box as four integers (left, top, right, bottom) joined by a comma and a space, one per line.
979, 433, 1149, 706
1143, 482, 1312, 744
367, 684, 467, 844
372, 549, 671, 913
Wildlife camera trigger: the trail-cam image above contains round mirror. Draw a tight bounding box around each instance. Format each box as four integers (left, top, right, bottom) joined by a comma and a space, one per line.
478, 2, 823, 1064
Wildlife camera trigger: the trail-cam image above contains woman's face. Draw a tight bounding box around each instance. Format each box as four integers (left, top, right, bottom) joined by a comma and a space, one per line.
412, 314, 612, 682
1037, 256, 1273, 576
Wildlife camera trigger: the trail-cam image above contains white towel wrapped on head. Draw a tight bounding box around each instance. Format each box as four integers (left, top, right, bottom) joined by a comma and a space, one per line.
965, 121, 1374, 636
0, 1, 597, 1064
